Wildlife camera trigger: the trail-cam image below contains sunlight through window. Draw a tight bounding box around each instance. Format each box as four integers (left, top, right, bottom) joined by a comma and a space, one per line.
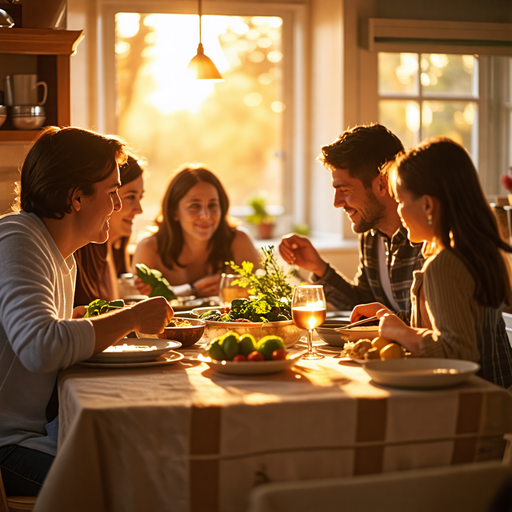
116, 13, 284, 223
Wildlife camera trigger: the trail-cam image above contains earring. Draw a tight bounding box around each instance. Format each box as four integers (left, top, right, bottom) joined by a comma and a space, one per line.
427, 214, 433, 226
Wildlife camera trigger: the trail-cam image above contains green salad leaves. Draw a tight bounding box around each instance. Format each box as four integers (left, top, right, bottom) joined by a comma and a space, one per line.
135, 263, 176, 301
199, 246, 295, 323
84, 299, 125, 318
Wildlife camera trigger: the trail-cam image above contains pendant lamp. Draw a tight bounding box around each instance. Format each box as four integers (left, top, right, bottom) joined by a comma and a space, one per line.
186, 0, 224, 81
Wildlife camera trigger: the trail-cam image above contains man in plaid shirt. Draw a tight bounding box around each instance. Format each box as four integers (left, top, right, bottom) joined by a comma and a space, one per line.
279, 123, 424, 320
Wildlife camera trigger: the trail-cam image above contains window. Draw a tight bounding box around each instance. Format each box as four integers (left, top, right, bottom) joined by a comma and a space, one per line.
115, 12, 286, 222
378, 52, 479, 160
507, 58, 512, 170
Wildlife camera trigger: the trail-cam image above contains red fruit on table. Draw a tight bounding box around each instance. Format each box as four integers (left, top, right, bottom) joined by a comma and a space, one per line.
502, 174, 512, 193
247, 351, 265, 362
233, 354, 246, 362
272, 349, 288, 360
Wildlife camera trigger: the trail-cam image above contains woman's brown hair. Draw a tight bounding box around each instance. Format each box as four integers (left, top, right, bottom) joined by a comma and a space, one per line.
394, 137, 512, 308
155, 164, 236, 273
15, 126, 126, 219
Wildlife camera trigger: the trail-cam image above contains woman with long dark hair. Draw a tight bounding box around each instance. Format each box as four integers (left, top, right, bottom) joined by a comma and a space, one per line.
352, 137, 512, 388
74, 154, 145, 305
133, 164, 260, 297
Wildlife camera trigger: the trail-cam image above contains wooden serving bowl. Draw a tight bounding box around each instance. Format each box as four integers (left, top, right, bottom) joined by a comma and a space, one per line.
191, 307, 303, 348
157, 317, 206, 347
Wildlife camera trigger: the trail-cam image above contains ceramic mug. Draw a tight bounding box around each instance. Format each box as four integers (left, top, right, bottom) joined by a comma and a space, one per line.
5, 74, 48, 106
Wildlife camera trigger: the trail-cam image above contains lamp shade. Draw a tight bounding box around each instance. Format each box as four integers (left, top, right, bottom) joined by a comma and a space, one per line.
186, 43, 224, 82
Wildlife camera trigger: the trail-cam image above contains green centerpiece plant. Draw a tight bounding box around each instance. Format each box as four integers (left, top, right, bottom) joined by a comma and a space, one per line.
202, 245, 296, 323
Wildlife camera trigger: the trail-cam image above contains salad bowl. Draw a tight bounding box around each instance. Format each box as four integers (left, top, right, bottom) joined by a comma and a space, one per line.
202, 319, 303, 348
157, 317, 206, 347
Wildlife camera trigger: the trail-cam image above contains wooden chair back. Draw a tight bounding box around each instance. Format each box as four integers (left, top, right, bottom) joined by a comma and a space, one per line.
0, 469, 36, 512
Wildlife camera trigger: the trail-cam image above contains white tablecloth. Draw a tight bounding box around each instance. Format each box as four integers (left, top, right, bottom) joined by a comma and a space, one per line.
34, 351, 512, 512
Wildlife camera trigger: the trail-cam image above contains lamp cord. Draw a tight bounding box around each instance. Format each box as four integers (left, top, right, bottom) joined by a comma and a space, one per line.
198, 0, 202, 45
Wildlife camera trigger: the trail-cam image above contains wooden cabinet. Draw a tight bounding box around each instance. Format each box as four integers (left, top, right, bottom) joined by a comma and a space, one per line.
0, 28, 83, 142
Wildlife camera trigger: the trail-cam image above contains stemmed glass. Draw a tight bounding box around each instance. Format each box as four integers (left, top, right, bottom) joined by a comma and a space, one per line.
219, 273, 250, 307
291, 285, 326, 360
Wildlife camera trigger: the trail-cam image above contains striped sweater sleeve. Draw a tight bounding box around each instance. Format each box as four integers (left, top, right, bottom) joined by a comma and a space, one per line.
419, 250, 480, 362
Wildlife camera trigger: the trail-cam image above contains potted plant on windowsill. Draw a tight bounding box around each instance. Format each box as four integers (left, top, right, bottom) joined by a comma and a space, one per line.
246, 193, 275, 240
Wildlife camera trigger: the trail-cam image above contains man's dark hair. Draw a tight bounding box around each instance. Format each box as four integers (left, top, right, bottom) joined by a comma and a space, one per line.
318, 123, 404, 188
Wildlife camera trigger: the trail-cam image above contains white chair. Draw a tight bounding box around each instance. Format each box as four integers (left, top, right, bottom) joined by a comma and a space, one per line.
503, 312, 512, 349
0, 469, 36, 512
246, 461, 512, 512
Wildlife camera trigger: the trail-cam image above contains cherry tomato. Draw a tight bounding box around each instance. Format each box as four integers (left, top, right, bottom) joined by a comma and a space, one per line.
272, 349, 288, 360
224, 306, 230, 313
247, 351, 265, 362
233, 354, 246, 362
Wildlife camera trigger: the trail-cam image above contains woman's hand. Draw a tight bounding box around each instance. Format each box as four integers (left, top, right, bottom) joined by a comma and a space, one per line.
72, 306, 86, 319
134, 277, 152, 296
378, 310, 421, 356
193, 274, 221, 297
130, 296, 174, 334
90, 297, 173, 355
350, 302, 390, 322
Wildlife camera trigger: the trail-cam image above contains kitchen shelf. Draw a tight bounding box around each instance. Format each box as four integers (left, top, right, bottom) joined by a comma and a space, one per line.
0, 28, 84, 143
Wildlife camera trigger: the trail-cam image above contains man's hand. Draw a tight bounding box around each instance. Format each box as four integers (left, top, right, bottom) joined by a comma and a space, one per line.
278, 233, 328, 277
72, 306, 86, 319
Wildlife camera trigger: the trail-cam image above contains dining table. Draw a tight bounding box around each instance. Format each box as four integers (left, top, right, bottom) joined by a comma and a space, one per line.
33, 337, 512, 512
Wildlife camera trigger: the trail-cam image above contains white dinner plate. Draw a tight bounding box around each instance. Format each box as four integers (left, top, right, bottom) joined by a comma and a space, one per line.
79, 351, 184, 368
200, 351, 305, 375
86, 339, 182, 364
362, 358, 480, 389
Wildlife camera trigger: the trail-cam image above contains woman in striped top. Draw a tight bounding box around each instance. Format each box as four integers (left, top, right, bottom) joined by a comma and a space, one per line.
352, 137, 512, 388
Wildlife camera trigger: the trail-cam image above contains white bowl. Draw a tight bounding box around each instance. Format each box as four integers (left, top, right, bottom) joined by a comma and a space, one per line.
0, 105, 6, 128
315, 320, 348, 347
362, 358, 480, 389
336, 325, 380, 343
12, 115, 45, 130
12, 105, 46, 130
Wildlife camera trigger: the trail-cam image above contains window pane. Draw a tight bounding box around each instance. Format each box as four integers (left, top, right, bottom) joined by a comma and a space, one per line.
116, 13, 284, 220
378, 53, 418, 94
421, 54, 477, 96
509, 110, 512, 168
509, 57, 512, 103
422, 101, 477, 154
378, 100, 419, 149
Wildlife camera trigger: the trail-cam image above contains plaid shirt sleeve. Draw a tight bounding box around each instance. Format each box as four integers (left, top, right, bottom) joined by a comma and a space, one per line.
310, 234, 376, 311
310, 227, 424, 317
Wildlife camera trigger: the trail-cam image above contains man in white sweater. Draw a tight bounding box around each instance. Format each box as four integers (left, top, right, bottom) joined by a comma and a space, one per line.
0, 126, 173, 497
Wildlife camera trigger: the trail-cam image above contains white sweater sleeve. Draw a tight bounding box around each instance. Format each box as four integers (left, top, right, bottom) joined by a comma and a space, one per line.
0, 217, 95, 373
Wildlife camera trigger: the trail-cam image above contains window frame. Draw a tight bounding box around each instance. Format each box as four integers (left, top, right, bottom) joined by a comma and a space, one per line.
95, 0, 307, 232
377, 52, 480, 163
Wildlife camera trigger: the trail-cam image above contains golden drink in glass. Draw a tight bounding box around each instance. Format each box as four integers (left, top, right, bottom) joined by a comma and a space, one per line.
291, 285, 326, 360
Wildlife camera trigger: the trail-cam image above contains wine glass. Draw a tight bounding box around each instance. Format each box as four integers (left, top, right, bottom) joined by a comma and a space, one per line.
291, 285, 327, 360
219, 273, 250, 307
